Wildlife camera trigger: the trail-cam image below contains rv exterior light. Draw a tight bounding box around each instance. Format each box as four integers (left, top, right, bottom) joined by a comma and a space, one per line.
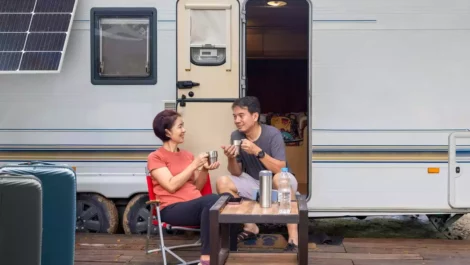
267, 1, 287, 7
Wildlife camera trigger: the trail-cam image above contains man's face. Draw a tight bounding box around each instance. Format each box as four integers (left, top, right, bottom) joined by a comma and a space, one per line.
232, 106, 258, 133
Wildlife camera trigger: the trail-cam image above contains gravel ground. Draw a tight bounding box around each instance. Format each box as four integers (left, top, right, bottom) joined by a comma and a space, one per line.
308, 215, 446, 239
450, 213, 470, 239
259, 214, 470, 240
309, 214, 470, 239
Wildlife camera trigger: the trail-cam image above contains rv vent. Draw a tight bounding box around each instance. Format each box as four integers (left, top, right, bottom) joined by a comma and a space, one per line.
164, 101, 176, 111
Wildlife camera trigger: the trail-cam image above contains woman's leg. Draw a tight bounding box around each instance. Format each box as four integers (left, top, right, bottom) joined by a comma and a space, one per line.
160, 194, 229, 262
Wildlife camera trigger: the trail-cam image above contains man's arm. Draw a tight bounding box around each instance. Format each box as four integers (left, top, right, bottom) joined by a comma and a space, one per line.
257, 150, 286, 174
242, 129, 286, 174
227, 155, 242, 176
224, 132, 243, 176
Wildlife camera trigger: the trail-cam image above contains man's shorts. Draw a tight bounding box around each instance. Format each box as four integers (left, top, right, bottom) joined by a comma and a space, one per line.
229, 172, 298, 199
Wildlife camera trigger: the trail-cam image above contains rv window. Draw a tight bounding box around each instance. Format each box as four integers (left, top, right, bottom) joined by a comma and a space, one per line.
99, 18, 149, 77
90, 8, 157, 85
190, 10, 226, 66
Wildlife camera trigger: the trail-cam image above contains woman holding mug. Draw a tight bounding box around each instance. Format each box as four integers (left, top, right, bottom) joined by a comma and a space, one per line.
148, 109, 230, 265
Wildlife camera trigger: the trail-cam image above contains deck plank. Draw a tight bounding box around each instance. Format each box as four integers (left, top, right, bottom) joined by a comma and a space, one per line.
73, 233, 470, 265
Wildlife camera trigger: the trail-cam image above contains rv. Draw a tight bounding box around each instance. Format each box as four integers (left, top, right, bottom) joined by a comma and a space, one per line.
1, 0, 470, 237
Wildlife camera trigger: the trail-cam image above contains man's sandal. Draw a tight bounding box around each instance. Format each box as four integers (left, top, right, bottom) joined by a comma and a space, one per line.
237, 230, 259, 243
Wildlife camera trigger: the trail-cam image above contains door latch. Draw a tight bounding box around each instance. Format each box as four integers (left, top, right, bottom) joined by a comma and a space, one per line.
179, 95, 187, 107
177, 81, 200, 89
456, 166, 461, 173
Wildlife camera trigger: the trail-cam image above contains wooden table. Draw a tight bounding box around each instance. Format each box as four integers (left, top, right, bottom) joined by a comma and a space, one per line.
209, 195, 308, 265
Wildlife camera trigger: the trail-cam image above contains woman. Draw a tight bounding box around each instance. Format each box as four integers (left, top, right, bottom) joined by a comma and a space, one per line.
147, 109, 227, 265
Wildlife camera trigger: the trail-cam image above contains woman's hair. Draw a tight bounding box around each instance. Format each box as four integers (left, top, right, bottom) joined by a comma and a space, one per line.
152, 110, 181, 142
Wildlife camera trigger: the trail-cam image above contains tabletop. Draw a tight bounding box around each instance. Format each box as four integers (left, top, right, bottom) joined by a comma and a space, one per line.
221, 200, 299, 216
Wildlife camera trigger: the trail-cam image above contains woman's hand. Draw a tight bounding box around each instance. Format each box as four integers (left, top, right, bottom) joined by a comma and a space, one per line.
192, 152, 208, 170
203, 161, 220, 170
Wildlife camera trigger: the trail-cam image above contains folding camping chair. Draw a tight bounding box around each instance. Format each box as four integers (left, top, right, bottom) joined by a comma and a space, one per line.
145, 169, 213, 265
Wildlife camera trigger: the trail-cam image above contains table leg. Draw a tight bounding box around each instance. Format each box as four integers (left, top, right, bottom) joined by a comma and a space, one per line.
298, 195, 308, 265
210, 212, 220, 265
229, 224, 238, 251
209, 195, 231, 265
219, 224, 230, 264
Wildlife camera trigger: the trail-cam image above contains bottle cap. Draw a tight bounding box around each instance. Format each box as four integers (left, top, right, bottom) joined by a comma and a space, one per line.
281, 167, 289, 172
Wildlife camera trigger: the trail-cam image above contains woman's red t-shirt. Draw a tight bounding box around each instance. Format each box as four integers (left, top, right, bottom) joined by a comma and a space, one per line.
147, 147, 202, 210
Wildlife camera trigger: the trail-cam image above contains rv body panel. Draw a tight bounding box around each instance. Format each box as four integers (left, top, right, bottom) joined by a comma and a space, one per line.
0, 0, 470, 220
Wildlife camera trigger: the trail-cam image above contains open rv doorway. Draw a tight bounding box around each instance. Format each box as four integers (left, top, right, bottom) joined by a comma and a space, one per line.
243, 0, 311, 195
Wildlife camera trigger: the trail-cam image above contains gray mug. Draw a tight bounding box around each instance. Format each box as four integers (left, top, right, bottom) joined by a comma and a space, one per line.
207, 151, 218, 165
232, 140, 241, 155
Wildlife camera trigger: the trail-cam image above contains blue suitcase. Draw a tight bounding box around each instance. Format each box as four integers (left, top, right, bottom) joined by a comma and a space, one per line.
0, 161, 76, 265
0, 173, 43, 265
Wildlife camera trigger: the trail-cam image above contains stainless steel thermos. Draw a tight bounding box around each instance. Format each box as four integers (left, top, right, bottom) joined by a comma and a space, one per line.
259, 170, 273, 208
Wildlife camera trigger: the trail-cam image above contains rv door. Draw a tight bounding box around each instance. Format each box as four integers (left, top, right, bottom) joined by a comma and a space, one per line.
176, 0, 240, 185
448, 132, 470, 208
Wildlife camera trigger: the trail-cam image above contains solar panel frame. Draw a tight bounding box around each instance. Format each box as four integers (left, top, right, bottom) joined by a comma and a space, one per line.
0, 0, 77, 74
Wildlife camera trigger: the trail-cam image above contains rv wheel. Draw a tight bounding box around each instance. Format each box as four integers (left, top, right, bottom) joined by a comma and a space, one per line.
76, 193, 119, 234
122, 194, 154, 235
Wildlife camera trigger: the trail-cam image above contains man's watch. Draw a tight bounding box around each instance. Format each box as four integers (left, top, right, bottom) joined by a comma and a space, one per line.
256, 150, 265, 159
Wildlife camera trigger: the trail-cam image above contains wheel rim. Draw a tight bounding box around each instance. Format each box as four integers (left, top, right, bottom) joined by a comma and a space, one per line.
76, 200, 102, 233
132, 205, 151, 234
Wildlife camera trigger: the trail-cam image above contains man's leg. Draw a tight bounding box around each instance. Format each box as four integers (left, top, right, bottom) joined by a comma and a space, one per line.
273, 172, 299, 249
216, 173, 260, 241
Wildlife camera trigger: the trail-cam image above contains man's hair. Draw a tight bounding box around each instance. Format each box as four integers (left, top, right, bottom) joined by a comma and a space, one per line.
232, 96, 261, 117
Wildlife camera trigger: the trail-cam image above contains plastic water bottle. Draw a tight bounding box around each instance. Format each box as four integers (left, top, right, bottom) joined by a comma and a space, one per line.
278, 167, 292, 214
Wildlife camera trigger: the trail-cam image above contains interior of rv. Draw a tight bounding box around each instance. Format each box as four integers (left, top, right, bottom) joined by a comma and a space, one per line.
245, 0, 310, 194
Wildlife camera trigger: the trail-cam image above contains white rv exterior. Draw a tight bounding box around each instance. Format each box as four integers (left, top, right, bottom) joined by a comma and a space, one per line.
1, 0, 470, 235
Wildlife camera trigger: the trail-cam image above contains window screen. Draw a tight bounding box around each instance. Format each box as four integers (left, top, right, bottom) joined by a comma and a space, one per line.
99, 18, 149, 77
190, 10, 226, 66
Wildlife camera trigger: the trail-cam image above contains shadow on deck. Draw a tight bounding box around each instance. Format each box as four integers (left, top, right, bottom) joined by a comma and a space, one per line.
74, 232, 470, 265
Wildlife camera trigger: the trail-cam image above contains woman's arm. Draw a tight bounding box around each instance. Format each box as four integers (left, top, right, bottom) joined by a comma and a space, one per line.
149, 152, 206, 194
193, 160, 220, 190
193, 168, 209, 191
150, 164, 198, 194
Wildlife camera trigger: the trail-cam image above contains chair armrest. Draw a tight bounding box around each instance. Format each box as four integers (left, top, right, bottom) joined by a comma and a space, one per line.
146, 200, 161, 205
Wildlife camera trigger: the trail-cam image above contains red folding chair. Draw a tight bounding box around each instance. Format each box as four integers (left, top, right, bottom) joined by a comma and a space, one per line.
145, 168, 213, 265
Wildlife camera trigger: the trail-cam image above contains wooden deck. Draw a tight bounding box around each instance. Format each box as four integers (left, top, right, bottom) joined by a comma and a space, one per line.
74, 232, 470, 265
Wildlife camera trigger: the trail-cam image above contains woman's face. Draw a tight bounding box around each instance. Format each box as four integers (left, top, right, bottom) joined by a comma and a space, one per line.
166, 116, 186, 144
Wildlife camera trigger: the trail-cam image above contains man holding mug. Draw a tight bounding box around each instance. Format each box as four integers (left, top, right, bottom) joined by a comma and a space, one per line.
216, 96, 299, 252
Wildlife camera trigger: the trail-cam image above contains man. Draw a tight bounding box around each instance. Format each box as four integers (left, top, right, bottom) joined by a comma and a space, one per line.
216, 96, 299, 252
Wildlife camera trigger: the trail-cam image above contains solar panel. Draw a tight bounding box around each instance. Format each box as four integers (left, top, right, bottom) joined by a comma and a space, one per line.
0, 0, 77, 73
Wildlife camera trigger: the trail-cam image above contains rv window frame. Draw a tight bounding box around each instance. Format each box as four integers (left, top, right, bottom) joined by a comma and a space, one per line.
90, 7, 158, 85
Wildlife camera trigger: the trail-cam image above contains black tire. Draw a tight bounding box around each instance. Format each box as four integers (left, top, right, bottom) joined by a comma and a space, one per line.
76, 193, 119, 234
122, 193, 153, 235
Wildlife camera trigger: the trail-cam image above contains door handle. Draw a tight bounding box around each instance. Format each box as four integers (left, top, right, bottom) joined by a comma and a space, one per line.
177, 81, 200, 89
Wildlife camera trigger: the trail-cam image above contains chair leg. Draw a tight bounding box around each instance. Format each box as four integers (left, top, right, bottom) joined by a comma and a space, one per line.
156, 205, 168, 265
146, 205, 201, 265
145, 204, 153, 254
165, 239, 201, 251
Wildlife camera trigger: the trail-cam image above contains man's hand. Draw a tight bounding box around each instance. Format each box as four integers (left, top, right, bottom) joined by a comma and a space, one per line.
203, 161, 220, 170
221, 145, 237, 158
241, 139, 261, 156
